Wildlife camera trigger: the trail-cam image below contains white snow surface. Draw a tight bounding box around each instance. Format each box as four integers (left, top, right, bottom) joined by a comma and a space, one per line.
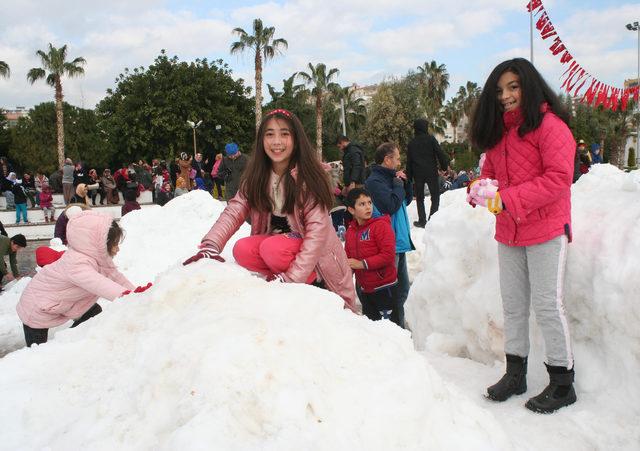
0, 168, 638, 449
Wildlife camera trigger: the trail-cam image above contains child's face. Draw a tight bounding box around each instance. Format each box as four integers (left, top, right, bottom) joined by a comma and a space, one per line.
348, 195, 373, 224
263, 118, 294, 170
497, 71, 521, 112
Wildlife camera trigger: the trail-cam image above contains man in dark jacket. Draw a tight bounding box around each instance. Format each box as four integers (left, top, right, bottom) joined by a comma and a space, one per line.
365, 142, 415, 327
337, 136, 365, 194
219, 143, 248, 201
406, 119, 449, 227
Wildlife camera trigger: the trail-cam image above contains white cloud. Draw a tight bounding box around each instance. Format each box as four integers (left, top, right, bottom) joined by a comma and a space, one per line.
0, 0, 636, 111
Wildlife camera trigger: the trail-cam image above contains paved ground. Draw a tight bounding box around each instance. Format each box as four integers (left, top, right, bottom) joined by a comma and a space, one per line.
15, 239, 49, 276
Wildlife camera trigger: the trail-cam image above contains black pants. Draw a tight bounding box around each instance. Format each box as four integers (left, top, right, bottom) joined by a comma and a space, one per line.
90, 189, 105, 205
22, 303, 103, 347
414, 177, 440, 223
360, 285, 401, 327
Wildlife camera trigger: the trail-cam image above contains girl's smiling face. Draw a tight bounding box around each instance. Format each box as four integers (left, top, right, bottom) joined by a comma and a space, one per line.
496, 71, 521, 112
263, 118, 294, 174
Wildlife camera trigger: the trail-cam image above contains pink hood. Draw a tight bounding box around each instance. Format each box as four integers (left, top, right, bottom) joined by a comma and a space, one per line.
17, 211, 134, 329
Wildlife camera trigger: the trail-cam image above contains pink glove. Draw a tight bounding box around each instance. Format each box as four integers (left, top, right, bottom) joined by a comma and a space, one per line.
183, 245, 225, 265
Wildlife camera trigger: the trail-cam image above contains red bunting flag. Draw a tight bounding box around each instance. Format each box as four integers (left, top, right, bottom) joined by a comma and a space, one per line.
526, 0, 632, 111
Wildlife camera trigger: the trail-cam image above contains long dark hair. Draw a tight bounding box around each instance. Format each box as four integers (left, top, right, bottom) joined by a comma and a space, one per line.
241, 110, 333, 214
470, 58, 570, 150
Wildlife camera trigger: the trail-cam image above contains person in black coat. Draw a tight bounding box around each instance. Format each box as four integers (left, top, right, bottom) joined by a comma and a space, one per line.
406, 119, 449, 227
337, 136, 365, 194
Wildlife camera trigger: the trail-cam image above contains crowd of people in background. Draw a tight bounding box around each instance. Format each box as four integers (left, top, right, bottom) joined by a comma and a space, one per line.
0, 142, 253, 223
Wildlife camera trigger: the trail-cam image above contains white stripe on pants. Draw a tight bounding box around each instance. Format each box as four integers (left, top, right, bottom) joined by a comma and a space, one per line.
498, 235, 574, 369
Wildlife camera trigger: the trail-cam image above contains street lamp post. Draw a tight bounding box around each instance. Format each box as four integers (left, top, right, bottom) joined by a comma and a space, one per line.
187, 120, 203, 157
627, 21, 640, 164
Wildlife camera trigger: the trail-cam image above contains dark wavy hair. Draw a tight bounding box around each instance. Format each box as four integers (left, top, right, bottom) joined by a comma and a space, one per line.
470, 58, 570, 150
240, 111, 333, 214
106, 220, 124, 256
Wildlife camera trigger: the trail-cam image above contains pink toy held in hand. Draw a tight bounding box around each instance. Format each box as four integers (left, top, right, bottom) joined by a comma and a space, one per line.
467, 178, 499, 207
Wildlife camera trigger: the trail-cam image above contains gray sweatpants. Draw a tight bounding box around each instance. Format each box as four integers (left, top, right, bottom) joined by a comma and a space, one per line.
498, 235, 574, 369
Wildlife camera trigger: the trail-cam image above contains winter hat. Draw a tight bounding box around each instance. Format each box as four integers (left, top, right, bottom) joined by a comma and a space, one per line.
225, 142, 239, 155
35, 246, 65, 267
11, 234, 27, 248
578, 139, 585, 145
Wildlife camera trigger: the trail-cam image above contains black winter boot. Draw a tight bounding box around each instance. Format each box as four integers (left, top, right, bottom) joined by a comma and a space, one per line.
525, 364, 576, 413
486, 354, 528, 401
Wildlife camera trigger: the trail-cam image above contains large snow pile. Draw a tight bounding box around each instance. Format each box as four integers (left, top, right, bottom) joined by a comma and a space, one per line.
0, 191, 511, 450
405, 164, 640, 448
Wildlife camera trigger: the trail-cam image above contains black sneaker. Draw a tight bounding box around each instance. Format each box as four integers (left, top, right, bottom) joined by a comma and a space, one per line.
413, 221, 426, 228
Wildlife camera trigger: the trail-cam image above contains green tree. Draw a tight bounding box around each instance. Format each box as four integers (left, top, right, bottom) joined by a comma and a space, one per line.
456, 81, 481, 148
416, 60, 449, 109
0, 110, 11, 156
297, 63, 341, 157
230, 18, 288, 131
9, 102, 111, 174
443, 95, 463, 143
96, 51, 254, 165
0, 61, 9, 78
26, 44, 86, 169
628, 147, 637, 168
362, 83, 413, 156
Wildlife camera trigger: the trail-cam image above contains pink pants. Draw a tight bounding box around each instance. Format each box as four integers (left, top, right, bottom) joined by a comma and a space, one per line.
232, 234, 316, 284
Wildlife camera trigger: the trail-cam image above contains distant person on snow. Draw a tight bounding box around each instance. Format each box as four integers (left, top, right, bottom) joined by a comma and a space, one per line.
16, 211, 151, 347
344, 188, 400, 327
468, 57, 577, 414
184, 109, 357, 312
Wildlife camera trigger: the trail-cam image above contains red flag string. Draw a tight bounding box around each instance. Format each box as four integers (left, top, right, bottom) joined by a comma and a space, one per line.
526, 0, 633, 111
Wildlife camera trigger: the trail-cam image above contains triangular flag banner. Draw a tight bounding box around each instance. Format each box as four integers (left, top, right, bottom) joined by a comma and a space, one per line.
527, 0, 631, 111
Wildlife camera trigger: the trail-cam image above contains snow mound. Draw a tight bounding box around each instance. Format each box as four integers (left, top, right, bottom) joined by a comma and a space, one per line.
116, 190, 250, 284
0, 261, 511, 450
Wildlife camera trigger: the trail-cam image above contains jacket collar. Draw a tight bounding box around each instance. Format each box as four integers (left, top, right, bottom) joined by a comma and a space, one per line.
503, 102, 550, 130
371, 164, 396, 178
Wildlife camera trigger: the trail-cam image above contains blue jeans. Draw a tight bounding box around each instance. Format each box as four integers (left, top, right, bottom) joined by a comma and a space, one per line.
15, 203, 28, 223
395, 252, 410, 327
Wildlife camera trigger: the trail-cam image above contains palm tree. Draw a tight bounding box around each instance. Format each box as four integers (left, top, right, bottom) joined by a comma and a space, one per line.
443, 96, 463, 143
417, 60, 450, 111
0, 61, 9, 78
334, 85, 367, 136
27, 44, 86, 169
230, 18, 288, 131
297, 63, 340, 156
457, 81, 481, 147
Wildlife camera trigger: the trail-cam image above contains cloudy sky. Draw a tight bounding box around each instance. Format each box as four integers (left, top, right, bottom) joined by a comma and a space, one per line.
0, 0, 637, 110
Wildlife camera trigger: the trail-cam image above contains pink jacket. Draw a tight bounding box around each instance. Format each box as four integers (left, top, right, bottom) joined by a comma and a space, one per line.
201, 186, 357, 311
17, 211, 134, 328
481, 105, 575, 247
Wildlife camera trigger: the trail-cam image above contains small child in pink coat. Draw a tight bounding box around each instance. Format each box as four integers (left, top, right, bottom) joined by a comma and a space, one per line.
16, 211, 149, 347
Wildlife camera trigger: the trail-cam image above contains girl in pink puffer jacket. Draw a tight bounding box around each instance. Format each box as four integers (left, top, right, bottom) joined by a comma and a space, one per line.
16, 211, 139, 347
469, 58, 576, 414
184, 109, 356, 312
